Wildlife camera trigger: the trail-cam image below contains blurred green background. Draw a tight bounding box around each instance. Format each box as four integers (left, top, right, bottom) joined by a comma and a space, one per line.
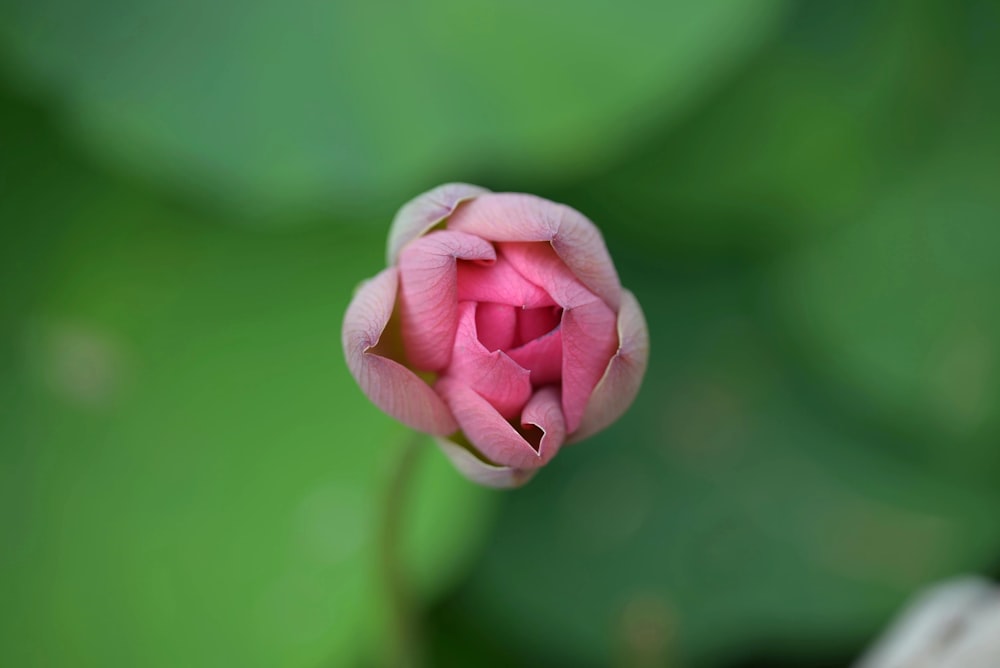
1, 0, 998, 666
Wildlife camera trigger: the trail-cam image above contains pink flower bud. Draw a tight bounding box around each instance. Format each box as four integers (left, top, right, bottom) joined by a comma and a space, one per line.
343, 184, 649, 488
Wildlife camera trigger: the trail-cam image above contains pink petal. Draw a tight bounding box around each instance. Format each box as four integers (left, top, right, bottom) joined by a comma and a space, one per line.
475, 302, 517, 352
498, 242, 599, 309
521, 386, 566, 461
561, 299, 619, 434
398, 230, 496, 371
436, 379, 565, 470
571, 289, 650, 442
342, 267, 457, 435
386, 183, 490, 264
447, 302, 532, 419
456, 253, 555, 308
506, 327, 563, 386
433, 437, 538, 489
446, 192, 622, 310
516, 305, 562, 345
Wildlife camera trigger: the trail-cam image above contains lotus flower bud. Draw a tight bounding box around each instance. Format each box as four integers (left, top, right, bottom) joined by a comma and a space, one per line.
342, 184, 649, 488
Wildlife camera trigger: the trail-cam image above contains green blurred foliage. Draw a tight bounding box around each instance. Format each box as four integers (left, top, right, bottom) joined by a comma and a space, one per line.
547, 0, 997, 250
2, 0, 999, 666
0, 91, 493, 667
0, 0, 786, 218
774, 133, 1000, 482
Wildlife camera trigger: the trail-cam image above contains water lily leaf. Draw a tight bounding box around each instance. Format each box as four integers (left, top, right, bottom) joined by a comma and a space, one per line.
771, 131, 1000, 482
0, 91, 493, 668
554, 0, 984, 248
0, 0, 786, 217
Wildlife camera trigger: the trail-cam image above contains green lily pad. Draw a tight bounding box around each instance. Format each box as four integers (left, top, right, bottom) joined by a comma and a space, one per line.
0, 90, 493, 668
0, 0, 787, 217
553, 0, 984, 249
771, 129, 1000, 482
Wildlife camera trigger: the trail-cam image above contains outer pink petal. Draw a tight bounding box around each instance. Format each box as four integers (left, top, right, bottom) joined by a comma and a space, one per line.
386, 183, 490, 265
436, 379, 564, 470
342, 267, 457, 435
446, 193, 622, 310
398, 230, 496, 371
448, 302, 532, 419
561, 299, 619, 434
433, 437, 538, 489
571, 289, 650, 442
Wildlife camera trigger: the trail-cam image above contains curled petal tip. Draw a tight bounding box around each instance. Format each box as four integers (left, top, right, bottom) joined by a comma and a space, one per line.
387, 183, 490, 265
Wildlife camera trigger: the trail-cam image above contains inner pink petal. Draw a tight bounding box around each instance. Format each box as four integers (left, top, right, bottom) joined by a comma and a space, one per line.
506, 328, 563, 387
442, 192, 623, 309
519, 386, 566, 462
476, 302, 517, 351
457, 254, 555, 308
447, 302, 532, 419
516, 305, 562, 346
499, 242, 598, 309
435, 378, 548, 470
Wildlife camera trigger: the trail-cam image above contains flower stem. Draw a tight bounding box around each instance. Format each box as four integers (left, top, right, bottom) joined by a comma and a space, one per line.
380, 431, 425, 668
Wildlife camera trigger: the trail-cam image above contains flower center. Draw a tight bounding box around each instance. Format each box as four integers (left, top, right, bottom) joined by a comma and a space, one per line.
474, 303, 563, 353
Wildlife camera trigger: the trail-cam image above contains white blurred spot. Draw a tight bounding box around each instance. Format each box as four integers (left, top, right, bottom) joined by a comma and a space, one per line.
856, 577, 1000, 668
